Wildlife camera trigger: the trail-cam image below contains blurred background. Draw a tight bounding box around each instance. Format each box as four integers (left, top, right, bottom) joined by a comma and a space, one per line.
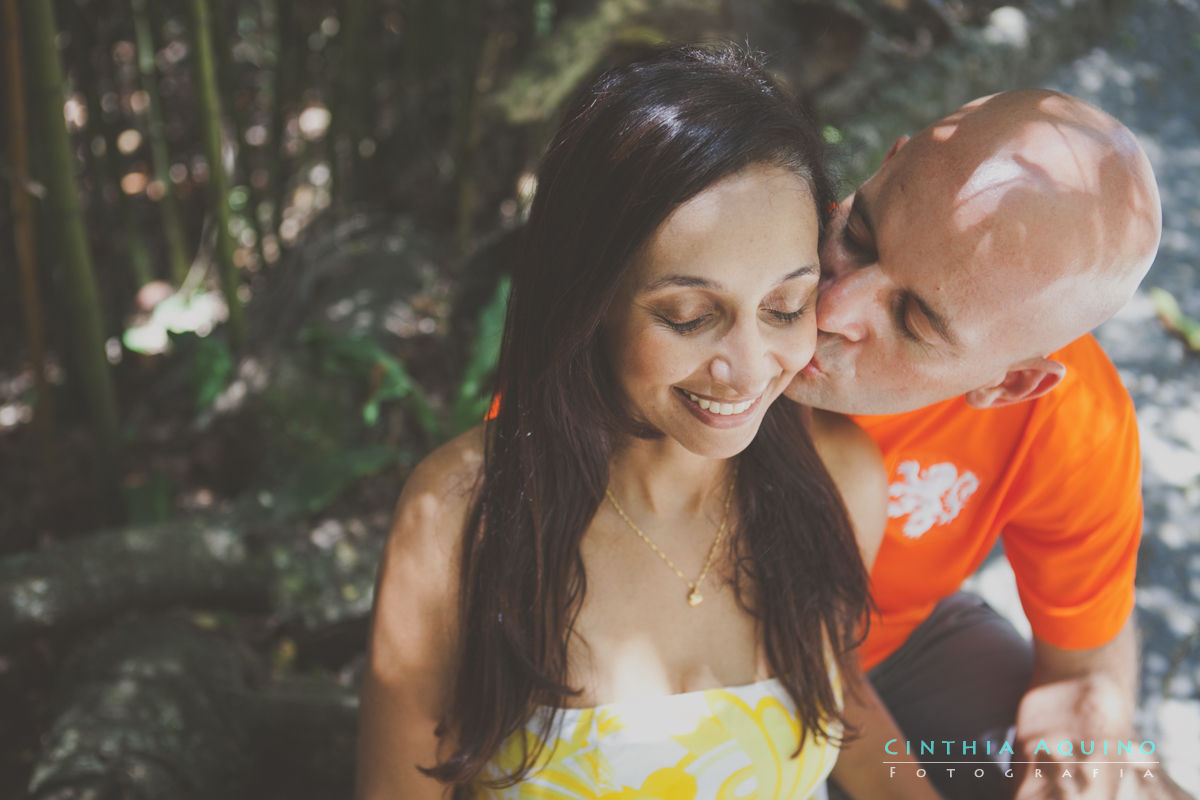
1, 0, 1198, 796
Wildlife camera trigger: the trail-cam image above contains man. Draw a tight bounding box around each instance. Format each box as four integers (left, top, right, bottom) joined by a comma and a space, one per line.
787, 90, 1190, 799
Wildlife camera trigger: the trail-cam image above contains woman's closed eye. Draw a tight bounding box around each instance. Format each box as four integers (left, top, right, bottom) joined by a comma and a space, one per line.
654, 312, 713, 334
764, 303, 810, 324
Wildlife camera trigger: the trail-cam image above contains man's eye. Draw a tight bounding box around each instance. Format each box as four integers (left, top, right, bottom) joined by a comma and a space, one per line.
891, 298, 924, 344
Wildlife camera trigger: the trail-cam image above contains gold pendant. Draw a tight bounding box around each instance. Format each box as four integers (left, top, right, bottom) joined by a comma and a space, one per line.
687, 589, 703, 607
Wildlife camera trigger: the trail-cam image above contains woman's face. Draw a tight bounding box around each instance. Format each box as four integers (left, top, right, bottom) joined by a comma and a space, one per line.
606, 163, 821, 459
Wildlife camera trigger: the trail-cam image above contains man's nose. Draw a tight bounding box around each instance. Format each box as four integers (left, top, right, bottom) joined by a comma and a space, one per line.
816, 266, 886, 343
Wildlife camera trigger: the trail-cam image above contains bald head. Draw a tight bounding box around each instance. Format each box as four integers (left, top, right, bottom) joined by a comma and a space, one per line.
787, 89, 1163, 415
902, 89, 1162, 351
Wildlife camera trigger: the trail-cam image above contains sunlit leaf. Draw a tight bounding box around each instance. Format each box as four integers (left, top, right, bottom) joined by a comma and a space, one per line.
1150, 287, 1200, 353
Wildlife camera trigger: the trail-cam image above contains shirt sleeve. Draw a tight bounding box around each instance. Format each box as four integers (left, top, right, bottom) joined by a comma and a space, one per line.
1000, 378, 1141, 650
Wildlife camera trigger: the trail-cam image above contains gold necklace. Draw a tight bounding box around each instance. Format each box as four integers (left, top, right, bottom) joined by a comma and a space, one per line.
605, 464, 738, 607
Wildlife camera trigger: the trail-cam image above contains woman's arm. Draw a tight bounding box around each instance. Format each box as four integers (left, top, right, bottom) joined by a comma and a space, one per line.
811, 411, 944, 799
356, 431, 483, 800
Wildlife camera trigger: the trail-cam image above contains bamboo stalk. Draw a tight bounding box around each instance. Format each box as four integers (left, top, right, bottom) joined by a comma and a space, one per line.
130, 0, 191, 285
451, 0, 486, 250
265, 0, 292, 243
330, 0, 376, 210
185, 0, 246, 349
21, 0, 122, 485
3, 0, 56, 479
77, 10, 155, 288
211, 0, 268, 269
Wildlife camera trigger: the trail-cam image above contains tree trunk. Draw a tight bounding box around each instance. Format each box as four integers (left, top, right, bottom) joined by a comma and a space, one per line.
28, 617, 358, 799
28, 618, 258, 800
185, 0, 247, 349
22, 0, 122, 492
2, 0, 55, 479
0, 517, 270, 644
130, 0, 192, 286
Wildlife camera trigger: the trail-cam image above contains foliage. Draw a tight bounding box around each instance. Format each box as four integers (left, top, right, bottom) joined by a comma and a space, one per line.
450, 275, 511, 433
302, 274, 511, 443
187, 334, 236, 410
124, 471, 177, 524
1150, 287, 1200, 353
301, 324, 440, 435
268, 445, 402, 519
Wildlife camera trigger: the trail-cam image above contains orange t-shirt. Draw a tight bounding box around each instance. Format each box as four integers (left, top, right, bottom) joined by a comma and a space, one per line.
851, 334, 1141, 670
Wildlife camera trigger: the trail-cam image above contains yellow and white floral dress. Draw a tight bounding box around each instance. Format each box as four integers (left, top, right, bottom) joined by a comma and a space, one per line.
474, 677, 840, 799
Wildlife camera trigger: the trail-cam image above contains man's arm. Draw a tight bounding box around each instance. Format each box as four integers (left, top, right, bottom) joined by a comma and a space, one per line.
1013, 616, 1193, 799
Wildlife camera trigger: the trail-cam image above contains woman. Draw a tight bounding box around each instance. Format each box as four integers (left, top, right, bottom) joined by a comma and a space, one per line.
357, 43, 929, 799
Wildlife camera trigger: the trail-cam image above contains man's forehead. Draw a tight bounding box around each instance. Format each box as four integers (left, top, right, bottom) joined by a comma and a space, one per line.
861, 157, 1079, 350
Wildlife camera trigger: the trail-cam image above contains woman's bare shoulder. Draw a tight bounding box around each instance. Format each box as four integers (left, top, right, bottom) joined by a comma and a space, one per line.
358, 426, 488, 800
810, 410, 887, 568
394, 424, 487, 542
376, 424, 487, 623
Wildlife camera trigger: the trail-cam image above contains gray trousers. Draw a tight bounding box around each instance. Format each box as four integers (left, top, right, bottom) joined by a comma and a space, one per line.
832, 592, 1034, 800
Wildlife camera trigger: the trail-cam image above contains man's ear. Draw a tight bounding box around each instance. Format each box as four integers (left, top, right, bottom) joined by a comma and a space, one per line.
964, 357, 1067, 409
882, 135, 910, 165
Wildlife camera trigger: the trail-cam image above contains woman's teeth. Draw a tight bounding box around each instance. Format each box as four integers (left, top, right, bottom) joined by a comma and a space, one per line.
685, 392, 754, 416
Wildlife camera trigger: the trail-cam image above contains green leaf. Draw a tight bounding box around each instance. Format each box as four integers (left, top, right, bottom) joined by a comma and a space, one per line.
123, 471, 175, 524
189, 335, 234, 409
270, 445, 401, 518
301, 324, 438, 431
1149, 287, 1200, 352
450, 276, 510, 434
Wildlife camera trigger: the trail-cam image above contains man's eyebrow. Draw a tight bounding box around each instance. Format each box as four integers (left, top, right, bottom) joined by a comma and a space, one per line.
903, 289, 960, 348
643, 264, 817, 293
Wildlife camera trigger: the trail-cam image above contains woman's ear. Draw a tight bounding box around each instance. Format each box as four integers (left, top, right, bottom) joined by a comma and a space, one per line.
964, 357, 1067, 409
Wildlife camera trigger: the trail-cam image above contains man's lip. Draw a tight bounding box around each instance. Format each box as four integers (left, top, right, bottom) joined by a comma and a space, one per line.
802, 354, 824, 376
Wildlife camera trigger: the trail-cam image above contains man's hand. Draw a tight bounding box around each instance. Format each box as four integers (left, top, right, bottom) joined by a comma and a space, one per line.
1012, 618, 1194, 799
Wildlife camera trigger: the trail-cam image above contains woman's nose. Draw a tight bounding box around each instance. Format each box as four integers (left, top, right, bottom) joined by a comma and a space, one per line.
708, 322, 776, 396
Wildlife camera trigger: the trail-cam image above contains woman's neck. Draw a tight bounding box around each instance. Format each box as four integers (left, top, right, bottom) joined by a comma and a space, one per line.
606, 439, 736, 522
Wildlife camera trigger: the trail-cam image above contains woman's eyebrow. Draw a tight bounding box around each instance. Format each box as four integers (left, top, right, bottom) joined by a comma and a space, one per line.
642, 263, 817, 293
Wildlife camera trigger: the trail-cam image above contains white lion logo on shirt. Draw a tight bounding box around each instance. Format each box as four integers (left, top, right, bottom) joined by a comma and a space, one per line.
888, 460, 980, 538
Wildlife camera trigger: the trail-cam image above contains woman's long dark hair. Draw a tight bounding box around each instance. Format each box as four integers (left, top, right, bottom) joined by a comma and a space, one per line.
426, 42, 869, 793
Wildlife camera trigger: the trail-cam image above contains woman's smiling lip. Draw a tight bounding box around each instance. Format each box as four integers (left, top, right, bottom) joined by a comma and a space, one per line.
674, 387, 763, 426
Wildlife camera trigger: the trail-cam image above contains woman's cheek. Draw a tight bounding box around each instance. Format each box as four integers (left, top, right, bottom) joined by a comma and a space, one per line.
620, 329, 694, 387
778, 317, 818, 373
